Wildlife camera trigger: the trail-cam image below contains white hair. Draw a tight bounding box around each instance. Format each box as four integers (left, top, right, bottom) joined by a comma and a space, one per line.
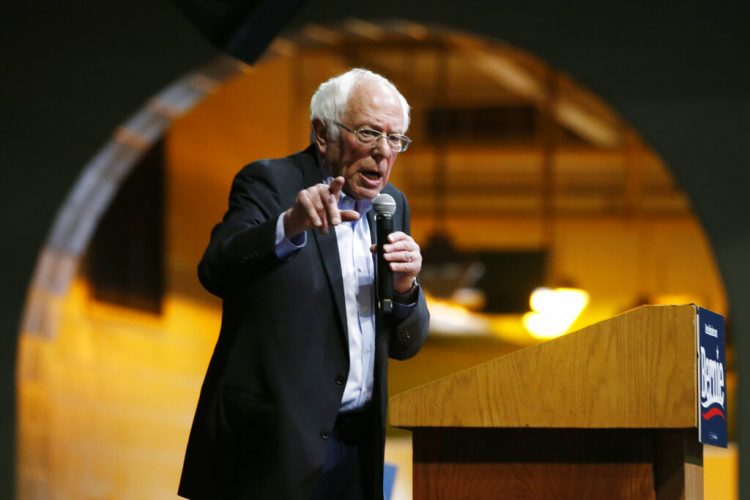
309, 68, 410, 139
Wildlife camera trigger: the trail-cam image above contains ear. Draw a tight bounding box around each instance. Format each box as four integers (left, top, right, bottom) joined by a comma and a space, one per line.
311, 119, 328, 154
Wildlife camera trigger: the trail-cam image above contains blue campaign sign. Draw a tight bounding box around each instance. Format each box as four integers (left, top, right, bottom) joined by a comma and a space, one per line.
697, 307, 727, 448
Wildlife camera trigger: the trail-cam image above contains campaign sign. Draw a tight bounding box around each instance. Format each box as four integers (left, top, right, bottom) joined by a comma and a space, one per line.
697, 307, 727, 447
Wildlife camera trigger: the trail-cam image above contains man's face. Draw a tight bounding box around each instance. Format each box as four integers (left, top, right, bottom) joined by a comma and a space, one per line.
315, 80, 405, 200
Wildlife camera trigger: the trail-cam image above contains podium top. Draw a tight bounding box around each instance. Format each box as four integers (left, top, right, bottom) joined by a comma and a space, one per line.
390, 304, 698, 429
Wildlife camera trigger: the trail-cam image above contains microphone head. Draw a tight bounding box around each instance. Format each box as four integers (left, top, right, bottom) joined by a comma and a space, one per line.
373, 193, 397, 217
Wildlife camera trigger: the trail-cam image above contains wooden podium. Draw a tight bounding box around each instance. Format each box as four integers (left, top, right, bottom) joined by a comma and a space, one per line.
390, 305, 704, 499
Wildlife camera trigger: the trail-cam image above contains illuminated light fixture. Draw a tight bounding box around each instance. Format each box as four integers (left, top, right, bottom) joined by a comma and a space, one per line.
522, 287, 590, 340
424, 295, 490, 336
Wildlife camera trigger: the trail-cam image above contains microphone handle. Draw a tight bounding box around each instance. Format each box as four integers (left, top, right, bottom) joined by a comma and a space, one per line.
376, 214, 394, 314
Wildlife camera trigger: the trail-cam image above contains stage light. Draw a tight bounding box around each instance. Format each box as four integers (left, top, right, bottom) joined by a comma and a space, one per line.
522, 287, 589, 339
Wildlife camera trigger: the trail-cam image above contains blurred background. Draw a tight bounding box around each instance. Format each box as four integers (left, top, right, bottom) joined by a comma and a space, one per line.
3, 2, 749, 499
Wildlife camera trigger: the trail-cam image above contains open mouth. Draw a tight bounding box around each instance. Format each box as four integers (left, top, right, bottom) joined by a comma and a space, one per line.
361, 170, 382, 181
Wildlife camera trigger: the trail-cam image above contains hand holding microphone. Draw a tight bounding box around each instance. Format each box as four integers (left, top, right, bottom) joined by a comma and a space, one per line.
373, 194, 422, 313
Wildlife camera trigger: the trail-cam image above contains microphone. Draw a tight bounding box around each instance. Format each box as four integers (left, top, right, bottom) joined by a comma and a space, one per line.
373, 193, 396, 314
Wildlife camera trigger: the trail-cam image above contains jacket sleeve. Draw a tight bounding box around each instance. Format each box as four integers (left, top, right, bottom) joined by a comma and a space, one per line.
388, 190, 430, 360
197, 161, 286, 298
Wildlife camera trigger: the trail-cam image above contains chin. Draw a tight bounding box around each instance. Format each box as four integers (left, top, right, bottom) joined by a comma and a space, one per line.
347, 184, 382, 201
361, 188, 382, 200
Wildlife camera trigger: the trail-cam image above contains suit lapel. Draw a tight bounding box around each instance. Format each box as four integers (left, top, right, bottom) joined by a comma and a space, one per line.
367, 210, 378, 300
312, 230, 347, 341
367, 210, 376, 243
298, 147, 348, 343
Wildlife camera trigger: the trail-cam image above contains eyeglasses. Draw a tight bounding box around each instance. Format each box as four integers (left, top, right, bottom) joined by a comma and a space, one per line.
333, 121, 412, 152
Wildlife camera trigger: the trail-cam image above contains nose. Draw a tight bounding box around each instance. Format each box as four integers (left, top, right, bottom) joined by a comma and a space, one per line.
371, 135, 395, 158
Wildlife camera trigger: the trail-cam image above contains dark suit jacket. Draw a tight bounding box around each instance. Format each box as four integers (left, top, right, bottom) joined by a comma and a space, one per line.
178, 145, 429, 499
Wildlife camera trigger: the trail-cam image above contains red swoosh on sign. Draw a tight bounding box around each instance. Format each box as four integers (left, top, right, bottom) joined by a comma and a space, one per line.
702, 407, 726, 421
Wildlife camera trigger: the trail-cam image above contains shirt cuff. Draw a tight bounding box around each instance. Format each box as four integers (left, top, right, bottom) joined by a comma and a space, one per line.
392, 300, 417, 320
392, 280, 419, 319
274, 213, 306, 259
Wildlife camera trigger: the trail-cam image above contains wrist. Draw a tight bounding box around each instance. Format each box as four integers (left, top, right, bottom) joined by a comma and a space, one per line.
283, 209, 304, 240
393, 278, 419, 304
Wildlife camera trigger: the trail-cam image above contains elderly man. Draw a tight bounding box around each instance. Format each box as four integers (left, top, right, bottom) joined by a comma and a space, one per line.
178, 68, 429, 500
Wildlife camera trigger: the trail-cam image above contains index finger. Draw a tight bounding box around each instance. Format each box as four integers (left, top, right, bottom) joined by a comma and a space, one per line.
387, 231, 410, 243
328, 176, 346, 199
